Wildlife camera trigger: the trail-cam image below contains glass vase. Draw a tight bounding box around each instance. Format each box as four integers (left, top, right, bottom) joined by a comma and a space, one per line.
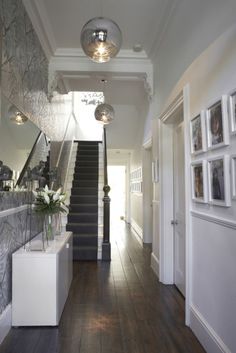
43, 214, 56, 242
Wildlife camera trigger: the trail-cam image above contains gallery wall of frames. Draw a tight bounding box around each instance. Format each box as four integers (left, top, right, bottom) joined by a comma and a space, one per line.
190, 90, 236, 207
130, 167, 142, 194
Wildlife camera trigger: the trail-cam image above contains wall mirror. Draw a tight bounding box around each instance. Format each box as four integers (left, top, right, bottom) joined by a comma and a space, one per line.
0, 94, 50, 190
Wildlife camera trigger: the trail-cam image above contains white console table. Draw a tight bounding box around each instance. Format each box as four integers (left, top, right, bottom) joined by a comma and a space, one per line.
12, 232, 73, 326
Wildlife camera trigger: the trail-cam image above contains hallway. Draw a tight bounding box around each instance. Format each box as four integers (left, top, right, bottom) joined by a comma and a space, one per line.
0, 222, 205, 353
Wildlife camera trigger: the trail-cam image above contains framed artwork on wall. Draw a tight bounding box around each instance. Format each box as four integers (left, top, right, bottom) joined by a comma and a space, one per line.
190, 111, 206, 155
231, 155, 236, 199
207, 155, 231, 207
229, 90, 236, 134
191, 160, 208, 203
206, 96, 229, 150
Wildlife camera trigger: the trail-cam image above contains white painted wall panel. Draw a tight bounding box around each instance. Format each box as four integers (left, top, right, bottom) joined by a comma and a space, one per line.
191, 215, 236, 352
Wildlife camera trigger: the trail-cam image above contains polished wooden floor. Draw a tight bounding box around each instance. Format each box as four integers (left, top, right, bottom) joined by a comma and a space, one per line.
0, 221, 206, 353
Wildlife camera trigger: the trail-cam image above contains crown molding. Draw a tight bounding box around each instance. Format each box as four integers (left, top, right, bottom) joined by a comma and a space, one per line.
54, 48, 148, 59
23, 0, 57, 58
149, 0, 179, 59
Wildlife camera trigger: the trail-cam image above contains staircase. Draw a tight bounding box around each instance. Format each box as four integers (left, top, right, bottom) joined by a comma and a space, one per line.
66, 141, 99, 260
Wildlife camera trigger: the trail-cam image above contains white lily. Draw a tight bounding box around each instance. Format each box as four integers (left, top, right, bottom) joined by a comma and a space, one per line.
60, 195, 67, 203
43, 193, 50, 204
56, 187, 62, 195
53, 193, 60, 201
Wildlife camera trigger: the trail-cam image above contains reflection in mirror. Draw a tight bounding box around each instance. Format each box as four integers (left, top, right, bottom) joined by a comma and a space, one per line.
0, 95, 50, 191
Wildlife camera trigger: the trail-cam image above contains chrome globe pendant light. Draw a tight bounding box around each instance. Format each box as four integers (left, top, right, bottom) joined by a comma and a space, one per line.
80, 0, 122, 63
94, 79, 115, 124
9, 105, 28, 125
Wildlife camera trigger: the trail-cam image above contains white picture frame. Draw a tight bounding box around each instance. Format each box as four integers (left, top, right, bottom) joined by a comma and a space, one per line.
190, 111, 206, 155
191, 160, 208, 203
206, 95, 229, 150
231, 155, 236, 199
207, 155, 231, 207
229, 90, 236, 134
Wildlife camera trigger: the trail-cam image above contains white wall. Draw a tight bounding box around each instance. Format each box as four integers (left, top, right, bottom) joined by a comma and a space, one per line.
152, 0, 236, 116
151, 22, 236, 353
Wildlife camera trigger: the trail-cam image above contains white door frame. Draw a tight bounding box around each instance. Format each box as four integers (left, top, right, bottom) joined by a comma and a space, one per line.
142, 138, 153, 243
158, 85, 191, 325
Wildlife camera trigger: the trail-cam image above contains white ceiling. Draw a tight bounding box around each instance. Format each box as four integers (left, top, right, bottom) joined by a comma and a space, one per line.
23, 0, 176, 149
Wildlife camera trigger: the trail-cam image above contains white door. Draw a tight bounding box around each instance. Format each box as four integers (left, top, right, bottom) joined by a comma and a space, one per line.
173, 121, 186, 296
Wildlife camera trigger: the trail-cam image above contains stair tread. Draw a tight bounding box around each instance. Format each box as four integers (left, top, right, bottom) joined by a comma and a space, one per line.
73, 245, 97, 250
67, 222, 97, 226
73, 232, 98, 236
69, 212, 98, 215
70, 203, 97, 206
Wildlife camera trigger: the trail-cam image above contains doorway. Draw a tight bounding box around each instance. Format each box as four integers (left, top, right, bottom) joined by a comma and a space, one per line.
108, 166, 126, 225
159, 88, 191, 324
173, 120, 185, 296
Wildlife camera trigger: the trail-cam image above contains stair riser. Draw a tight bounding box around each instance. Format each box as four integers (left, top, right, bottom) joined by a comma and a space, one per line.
73, 174, 98, 181
72, 180, 98, 188
75, 161, 98, 167
76, 156, 98, 161
70, 205, 98, 213
71, 188, 98, 196
68, 214, 98, 223
70, 195, 98, 203
67, 224, 97, 233
74, 167, 98, 174
73, 236, 98, 247
79, 144, 99, 148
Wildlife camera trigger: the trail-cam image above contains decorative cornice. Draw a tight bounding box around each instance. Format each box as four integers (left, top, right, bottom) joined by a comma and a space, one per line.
159, 92, 183, 122
47, 71, 68, 101
149, 0, 179, 59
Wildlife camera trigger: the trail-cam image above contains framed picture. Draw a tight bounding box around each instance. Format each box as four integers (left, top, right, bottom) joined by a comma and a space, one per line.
231, 155, 236, 199
191, 160, 208, 203
190, 111, 206, 155
207, 155, 231, 207
206, 96, 229, 150
229, 90, 236, 133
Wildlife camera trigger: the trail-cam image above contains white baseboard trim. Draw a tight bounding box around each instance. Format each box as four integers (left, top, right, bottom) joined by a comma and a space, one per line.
0, 304, 11, 344
130, 218, 143, 246
190, 305, 232, 353
151, 252, 159, 278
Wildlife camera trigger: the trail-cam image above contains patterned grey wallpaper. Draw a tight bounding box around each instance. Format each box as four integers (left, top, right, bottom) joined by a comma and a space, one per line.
0, 0, 69, 141
0, 0, 71, 315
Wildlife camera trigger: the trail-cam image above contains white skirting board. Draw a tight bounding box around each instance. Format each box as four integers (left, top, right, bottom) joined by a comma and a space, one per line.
151, 252, 159, 279
190, 305, 232, 353
0, 304, 11, 344
130, 218, 143, 246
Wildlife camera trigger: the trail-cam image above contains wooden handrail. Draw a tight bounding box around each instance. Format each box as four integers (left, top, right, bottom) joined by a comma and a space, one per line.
102, 127, 111, 261
16, 131, 43, 186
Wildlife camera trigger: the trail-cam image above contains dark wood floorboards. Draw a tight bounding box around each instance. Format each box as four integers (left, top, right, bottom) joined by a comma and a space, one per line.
0, 221, 206, 353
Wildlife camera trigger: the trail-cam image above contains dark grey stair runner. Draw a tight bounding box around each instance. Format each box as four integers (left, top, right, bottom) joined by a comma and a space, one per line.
66, 141, 99, 260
